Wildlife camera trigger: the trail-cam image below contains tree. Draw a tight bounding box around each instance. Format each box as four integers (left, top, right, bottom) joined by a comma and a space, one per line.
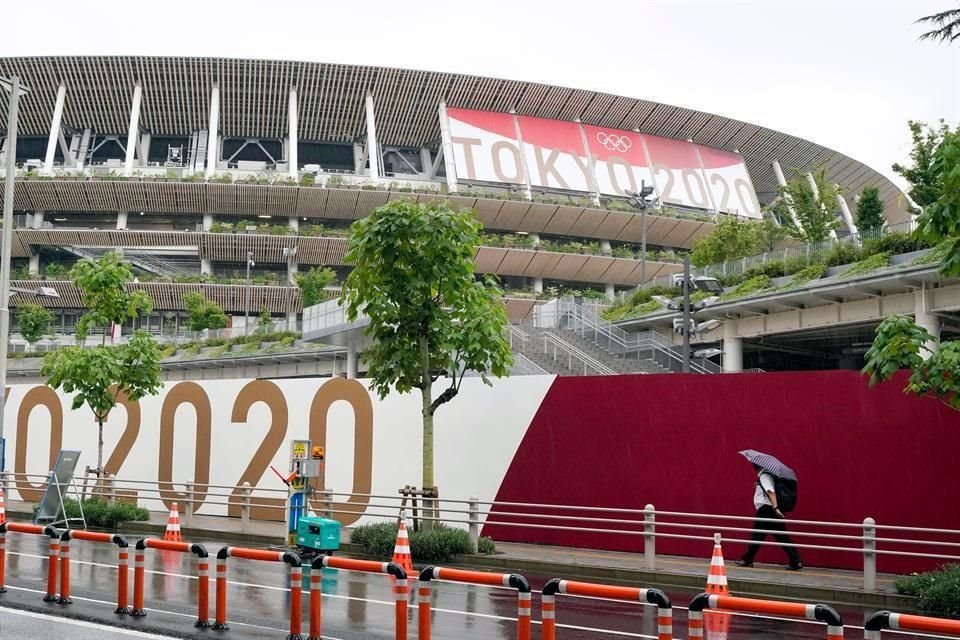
917, 5, 960, 44
256, 307, 273, 334
892, 120, 950, 213
775, 168, 841, 242
42, 253, 163, 475
690, 216, 760, 267
755, 215, 790, 253
862, 127, 960, 409
342, 201, 513, 509
17, 302, 55, 350
183, 291, 229, 332
855, 187, 886, 233
296, 266, 337, 307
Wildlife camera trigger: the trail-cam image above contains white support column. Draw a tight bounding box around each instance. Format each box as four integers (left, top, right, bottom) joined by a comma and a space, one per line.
124, 83, 143, 176
43, 84, 67, 175
419, 148, 433, 178
723, 322, 743, 373
600, 239, 612, 256
772, 160, 800, 227
116, 211, 128, 230
915, 287, 940, 359
205, 84, 220, 179
836, 190, 857, 235
533, 278, 544, 294
605, 283, 615, 300
28, 255, 39, 276
202, 213, 213, 231
530, 233, 540, 248
31, 211, 44, 229
346, 349, 358, 379
437, 103, 458, 193
288, 86, 299, 179
201, 259, 212, 276
288, 216, 299, 233
364, 93, 381, 180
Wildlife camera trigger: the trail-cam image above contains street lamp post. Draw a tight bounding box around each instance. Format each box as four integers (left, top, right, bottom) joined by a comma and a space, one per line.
244, 251, 254, 335
682, 255, 691, 373
0, 75, 28, 492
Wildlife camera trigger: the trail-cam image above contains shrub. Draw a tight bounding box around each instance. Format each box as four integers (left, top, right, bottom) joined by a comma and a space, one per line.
477, 536, 496, 555
723, 274, 770, 300
350, 522, 398, 559
841, 252, 890, 278
784, 263, 827, 288
410, 525, 475, 563
823, 242, 862, 267
862, 231, 930, 257
32, 498, 149, 528
895, 564, 960, 618
625, 300, 663, 318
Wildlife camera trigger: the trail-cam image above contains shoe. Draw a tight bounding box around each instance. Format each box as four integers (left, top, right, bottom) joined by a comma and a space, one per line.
787, 563, 804, 571
736, 560, 754, 568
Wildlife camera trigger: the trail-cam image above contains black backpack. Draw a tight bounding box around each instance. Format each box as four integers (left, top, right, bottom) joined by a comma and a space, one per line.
760, 473, 798, 513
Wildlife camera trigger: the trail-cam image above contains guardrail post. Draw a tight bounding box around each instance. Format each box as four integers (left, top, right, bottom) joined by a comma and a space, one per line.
323, 489, 333, 519
44, 528, 59, 602
863, 517, 876, 592
106, 473, 116, 506
468, 496, 480, 549
644, 503, 656, 571
240, 482, 251, 533
184, 479, 195, 529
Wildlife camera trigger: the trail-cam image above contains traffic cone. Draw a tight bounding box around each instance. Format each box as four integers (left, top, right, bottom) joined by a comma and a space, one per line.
0, 490, 5, 524
705, 533, 731, 637
391, 511, 415, 579
163, 502, 182, 542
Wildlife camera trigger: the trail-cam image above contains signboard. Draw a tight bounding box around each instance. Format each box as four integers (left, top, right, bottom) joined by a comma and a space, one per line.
34, 449, 82, 525
444, 108, 762, 219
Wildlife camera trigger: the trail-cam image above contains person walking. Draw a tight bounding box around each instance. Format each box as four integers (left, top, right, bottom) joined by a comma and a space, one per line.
737, 463, 803, 570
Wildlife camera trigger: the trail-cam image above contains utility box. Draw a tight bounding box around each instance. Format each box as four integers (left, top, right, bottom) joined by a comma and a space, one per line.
297, 516, 341, 553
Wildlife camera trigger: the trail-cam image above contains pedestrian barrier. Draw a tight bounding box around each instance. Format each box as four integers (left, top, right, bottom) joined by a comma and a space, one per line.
417, 566, 530, 640
540, 579, 671, 640
310, 556, 408, 640
214, 546, 302, 638
133, 537, 210, 627
865, 611, 960, 638
59, 530, 130, 613
0, 522, 60, 601
688, 593, 843, 639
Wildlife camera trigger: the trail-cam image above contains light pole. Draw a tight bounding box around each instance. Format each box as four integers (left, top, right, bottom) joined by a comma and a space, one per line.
627, 182, 655, 284
244, 250, 254, 335
0, 75, 29, 489
682, 255, 691, 373
283, 246, 297, 332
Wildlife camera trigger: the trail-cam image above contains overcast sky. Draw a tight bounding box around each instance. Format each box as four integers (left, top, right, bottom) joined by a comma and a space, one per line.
4, 0, 957, 189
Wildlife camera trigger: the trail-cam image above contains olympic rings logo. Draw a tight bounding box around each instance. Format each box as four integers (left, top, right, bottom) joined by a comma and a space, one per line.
596, 131, 632, 152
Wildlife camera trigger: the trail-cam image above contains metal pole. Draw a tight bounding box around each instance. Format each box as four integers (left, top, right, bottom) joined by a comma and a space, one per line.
0, 76, 22, 492
682, 254, 691, 373
244, 251, 252, 336
640, 207, 647, 284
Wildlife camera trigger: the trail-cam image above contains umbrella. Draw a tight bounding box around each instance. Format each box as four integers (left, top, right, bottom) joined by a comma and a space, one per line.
739, 449, 797, 481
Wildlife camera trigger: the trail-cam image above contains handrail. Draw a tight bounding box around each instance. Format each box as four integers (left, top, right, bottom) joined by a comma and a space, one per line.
541, 331, 616, 375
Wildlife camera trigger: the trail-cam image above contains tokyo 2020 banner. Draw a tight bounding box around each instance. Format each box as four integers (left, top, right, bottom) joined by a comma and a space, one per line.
6, 371, 960, 572
446, 107, 762, 218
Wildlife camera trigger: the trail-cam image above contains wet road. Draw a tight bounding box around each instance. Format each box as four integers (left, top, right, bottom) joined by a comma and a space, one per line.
0, 535, 942, 639
1, 607, 173, 639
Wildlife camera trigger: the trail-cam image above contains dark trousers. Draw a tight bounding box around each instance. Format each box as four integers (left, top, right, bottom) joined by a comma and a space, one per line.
742, 505, 801, 566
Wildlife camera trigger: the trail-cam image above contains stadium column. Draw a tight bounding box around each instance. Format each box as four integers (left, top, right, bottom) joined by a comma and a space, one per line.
205, 84, 220, 179
364, 93, 382, 181
533, 278, 543, 294
835, 191, 857, 235
722, 320, 742, 372
288, 86, 299, 180
31, 211, 43, 229
124, 83, 143, 177
605, 283, 615, 301
805, 172, 838, 240
116, 211, 128, 230
43, 84, 66, 175
915, 287, 940, 359
437, 103, 458, 193
771, 160, 799, 227
28, 254, 39, 276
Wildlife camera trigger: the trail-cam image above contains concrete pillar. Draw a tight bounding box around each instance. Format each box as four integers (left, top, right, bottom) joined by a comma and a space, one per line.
202, 213, 214, 231
287, 259, 298, 285
723, 322, 743, 372
346, 349, 358, 379
286, 311, 297, 330
288, 86, 299, 179
915, 288, 941, 359
364, 93, 381, 180
201, 259, 212, 276
600, 239, 612, 256
771, 160, 798, 226
288, 216, 299, 233
530, 233, 540, 248
116, 211, 128, 230
205, 84, 220, 178
420, 148, 433, 178
605, 283, 615, 300
533, 278, 544, 294
43, 84, 67, 175
124, 83, 143, 176
28, 254, 40, 276
31, 211, 44, 229
437, 102, 458, 193
836, 190, 857, 235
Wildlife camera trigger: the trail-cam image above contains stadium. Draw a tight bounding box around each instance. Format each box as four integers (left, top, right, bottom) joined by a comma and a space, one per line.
0, 55, 943, 376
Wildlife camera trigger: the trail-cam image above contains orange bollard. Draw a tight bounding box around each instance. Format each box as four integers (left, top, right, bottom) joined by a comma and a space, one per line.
417, 580, 431, 640
0, 528, 6, 593
308, 567, 322, 640
541, 592, 556, 640
289, 563, 303, 640
394, 577, 408, 640
131, 547, 146, 616
57, 538, 71, 604
44, 535, 59, 602
195, 553, 210, 627
213, 553, 228, 630
116, 546, 130, 614
517, 591, 531, 640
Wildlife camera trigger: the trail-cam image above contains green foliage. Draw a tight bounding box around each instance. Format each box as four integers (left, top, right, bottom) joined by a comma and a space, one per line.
823, 242, 862, 267
917, 7, 960, 44
784, 263, 827, 288
855, 187, 886, 232
43, 262, 69, 278
755, 216, 790, 253
477, 536, 496, 555
296, 267, 337, 307
350, 522, 399, 558
625, 300, 664, 318
841, 252, 890, 278
723, 274, 771, 300
70, 252, 153, 342
893, 120, 950, 212
916, 127, 960, 276
410, 525, 475, 563
862, 231, 931, 258
17, 303, 54, 345
690, 217, 763, 267
775, 167, 842, 242
343, 201, 513, 494
183, 292, 229, 332
256, 307, 273, 334
33, 498, 149, 528
895, 564, 960, 618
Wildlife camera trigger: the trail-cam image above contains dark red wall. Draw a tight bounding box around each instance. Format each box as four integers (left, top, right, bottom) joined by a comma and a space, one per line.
484, 371, 960, 573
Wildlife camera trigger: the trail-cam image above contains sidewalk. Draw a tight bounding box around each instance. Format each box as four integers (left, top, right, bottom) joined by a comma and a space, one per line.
4, 501, 913, 611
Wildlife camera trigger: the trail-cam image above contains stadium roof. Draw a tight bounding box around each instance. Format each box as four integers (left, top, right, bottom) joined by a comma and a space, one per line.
0, 56, 908, 220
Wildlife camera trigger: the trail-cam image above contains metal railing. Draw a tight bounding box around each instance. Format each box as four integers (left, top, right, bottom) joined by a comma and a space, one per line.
6, 472, 959, 593
64, 246, 198, 279
509, 324, 615, 376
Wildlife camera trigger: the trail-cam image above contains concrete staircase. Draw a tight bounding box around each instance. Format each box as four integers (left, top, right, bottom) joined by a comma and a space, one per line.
513, 325, 667, 376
